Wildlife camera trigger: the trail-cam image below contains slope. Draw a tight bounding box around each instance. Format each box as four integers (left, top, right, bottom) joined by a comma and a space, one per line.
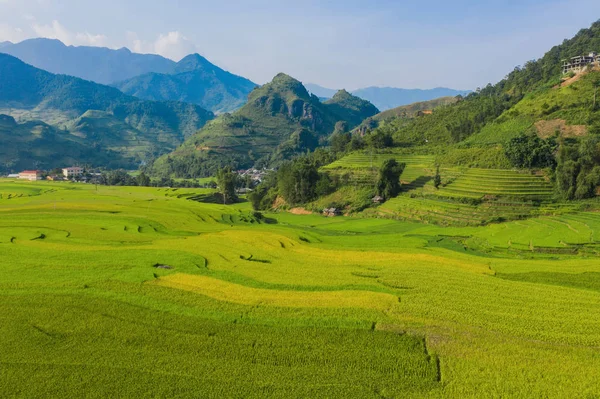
0, 114, 116, 172
373, 20, 600, 151
113, 54, 257, 113
0, 54, 214, 169
352, 87, 471, 111
150, 74, 379, 177
306, 83, 470, 110
0, 38, 175, 85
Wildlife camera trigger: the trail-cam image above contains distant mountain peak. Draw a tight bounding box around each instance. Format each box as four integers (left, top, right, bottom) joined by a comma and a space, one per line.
0, 114, 17, 127
268, 73, 309, 97
173, 53, 213, 73
331, 89, 353, 100
1, 38, 175, 85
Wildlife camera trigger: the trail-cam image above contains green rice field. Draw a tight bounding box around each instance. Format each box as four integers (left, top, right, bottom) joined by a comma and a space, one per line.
2, 179, 600, 398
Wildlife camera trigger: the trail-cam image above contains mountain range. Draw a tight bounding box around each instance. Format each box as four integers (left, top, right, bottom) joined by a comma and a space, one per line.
305, 83, 470, 111
113, 53, 257, 113
1, 39, 256, 113
0, 53, 214, 171
0, 38, 174, 85
150, 74, 380, 177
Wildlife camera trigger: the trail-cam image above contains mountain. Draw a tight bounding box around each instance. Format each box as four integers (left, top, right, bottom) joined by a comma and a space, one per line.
149, 73, 379, 177
366, 20, 600, 170
113, 54, 257, 113
0, 38, 175, 85
0, 41, 11, 49
324, 89, 380, 128
0, 53, 214, 171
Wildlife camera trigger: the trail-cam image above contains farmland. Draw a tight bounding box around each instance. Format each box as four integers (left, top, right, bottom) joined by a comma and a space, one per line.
2, 179, 600, 398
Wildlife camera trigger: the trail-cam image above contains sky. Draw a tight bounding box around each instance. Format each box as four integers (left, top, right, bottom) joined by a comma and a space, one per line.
1, 0, 600, 90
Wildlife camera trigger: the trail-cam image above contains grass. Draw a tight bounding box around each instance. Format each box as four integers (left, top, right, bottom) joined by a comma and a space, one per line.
2, 179, 600, 397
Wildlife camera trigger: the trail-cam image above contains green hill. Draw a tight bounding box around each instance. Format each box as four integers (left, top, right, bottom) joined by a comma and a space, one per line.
150, 74, 379, 177
324, 89, 380, 128
370, 21, 600, 150
0, 54, 214, 171
113, 54, 257, 113
302, 20, 600, 222
0, 114, 117, 172
354, 96, 459, 134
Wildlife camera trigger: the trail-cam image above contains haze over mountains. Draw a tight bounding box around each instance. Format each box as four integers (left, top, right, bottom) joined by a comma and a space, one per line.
1, 39, 256, 113
305, 83, 470, 111
1, 39, 469, 114
0, 38, 175, 85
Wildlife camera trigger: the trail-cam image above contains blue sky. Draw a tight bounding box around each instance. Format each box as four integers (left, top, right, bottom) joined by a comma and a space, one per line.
1, 0, 599, 90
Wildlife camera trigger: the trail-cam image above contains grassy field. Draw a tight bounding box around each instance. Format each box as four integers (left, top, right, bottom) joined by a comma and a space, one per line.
2, 179, 600, 398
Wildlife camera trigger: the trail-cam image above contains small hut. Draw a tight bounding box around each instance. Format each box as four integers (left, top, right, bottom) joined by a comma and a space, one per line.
372, 195, 384, 204
322, 208, 342, 217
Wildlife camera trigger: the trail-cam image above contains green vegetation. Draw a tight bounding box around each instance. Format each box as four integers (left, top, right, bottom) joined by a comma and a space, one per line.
149, 74, 379, 177
556, 135, 600, 199
0, 53, 213, 172
114, 54, 257, 113
376, 159, 405, 200
216, 167, 238, 204
2, 180, 600, 397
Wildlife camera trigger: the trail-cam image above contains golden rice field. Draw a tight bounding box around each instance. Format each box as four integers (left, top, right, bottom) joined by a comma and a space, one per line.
1, 179, 600, 398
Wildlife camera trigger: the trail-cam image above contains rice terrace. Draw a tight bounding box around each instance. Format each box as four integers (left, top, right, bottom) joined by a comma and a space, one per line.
4, 2, 600, 398
1, 176, 600, 398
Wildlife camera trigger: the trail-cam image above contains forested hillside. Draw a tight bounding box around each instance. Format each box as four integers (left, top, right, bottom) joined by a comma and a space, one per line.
114, 54, 257, 113
0, 54, 213, 171
148, 74, 379, 177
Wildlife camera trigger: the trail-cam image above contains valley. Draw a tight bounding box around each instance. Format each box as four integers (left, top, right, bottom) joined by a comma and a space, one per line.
2, 11, 600, 399
1, 180, 599, 398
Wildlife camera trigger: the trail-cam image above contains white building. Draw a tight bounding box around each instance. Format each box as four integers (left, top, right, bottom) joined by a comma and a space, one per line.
562, 52, 600, 74
19, 170, 42, 181
63, 166, 84, 178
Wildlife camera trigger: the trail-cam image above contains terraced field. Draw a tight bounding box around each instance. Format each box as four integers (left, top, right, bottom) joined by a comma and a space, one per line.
2, 179, 600, 398
376, 196, 538, 226
436, 169, 554, 200
322, 152, 436, 193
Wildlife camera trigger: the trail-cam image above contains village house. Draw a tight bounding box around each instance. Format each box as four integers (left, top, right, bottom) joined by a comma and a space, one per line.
562, 52, 600, 74
19, 170, 42, 181
63, 166, 84, 179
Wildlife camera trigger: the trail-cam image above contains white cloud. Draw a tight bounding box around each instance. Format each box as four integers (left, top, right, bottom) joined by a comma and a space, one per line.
31, 20, 108, 47
0, 23, 26, 42
126, 30, 197, 60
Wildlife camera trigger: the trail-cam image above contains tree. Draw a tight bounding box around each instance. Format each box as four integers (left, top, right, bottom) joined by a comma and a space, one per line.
504, 133, 556, 169
592, 75, 600, 110
376, 159, 406, 200
277, 160, 321, 205
136, 172, 151, 187
366, 130, 394, 149
433, 165, 442, 189
556, 136, 600, 200
330, 132, 351, 154
216, 167, 238, 205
